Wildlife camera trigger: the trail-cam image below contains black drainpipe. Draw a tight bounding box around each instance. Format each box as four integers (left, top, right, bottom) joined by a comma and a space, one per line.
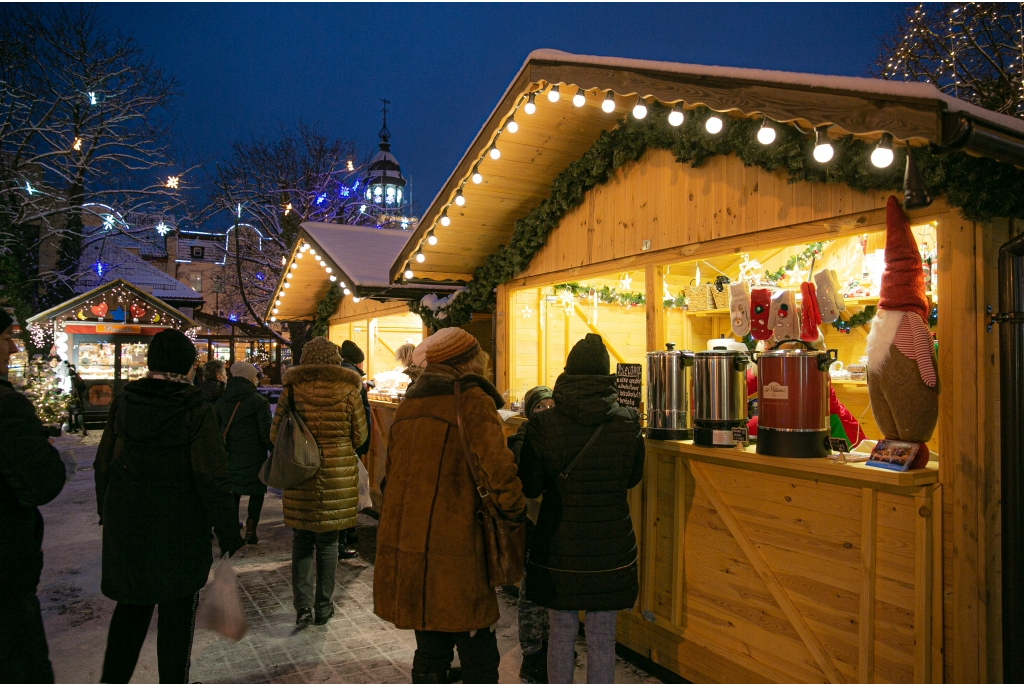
998, 229, 1024, 683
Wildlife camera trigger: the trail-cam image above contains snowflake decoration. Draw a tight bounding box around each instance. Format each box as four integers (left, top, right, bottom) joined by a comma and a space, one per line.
166, 175, 179, 189
88, 92, 98, 105
155, 221, 170, 237
102, 215, 116, 231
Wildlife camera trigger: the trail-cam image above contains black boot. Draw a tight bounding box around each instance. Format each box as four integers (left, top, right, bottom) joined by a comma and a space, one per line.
519, 649, 548, 684
411, 670, 447, 683
295, 608, 313, 628
245, 517, 258, 545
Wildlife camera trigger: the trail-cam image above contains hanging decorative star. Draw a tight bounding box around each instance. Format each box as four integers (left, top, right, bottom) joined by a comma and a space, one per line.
102, 215, 115, 231
559, 289, 576, 316
88, 92, 98, 105
155, 221, 170, 237
166, 175, 179, 189
284, 202, 293, 215
619, 273, 632, 291
72, 137, 82, 151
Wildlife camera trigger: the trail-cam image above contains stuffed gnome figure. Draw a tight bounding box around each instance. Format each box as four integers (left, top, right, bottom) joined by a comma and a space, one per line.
865, 196, 939, 465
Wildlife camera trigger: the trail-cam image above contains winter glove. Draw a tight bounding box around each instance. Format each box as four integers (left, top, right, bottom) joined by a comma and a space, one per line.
814, 269, 846, 323
768, 289, 800, 341
749, 288, 773, 341
800, 281, 822, 342
729, 281, 751, 337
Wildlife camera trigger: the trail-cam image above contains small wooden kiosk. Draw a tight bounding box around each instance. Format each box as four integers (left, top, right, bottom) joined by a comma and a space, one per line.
389, 51, 1024, 682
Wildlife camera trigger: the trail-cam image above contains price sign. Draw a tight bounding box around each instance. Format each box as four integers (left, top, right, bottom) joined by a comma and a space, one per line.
615, 363, 643, 410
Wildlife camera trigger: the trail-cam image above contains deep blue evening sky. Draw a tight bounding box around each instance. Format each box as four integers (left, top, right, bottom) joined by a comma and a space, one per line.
97, 2, 900, 215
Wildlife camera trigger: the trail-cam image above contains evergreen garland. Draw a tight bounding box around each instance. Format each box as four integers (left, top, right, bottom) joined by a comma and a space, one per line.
765, 242, 828, 282
554, 282, 646, 307
310, 283, 342, 338
831, 305, 877, 333
392, 101, 1024, 329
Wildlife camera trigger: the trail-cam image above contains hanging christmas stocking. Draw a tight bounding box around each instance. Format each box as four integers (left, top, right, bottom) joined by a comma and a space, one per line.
768, 289, 800, 341
729, 281, 751, 337
814, 269, 846, 323
749, 288, 773, 340
800, 281, 822, 341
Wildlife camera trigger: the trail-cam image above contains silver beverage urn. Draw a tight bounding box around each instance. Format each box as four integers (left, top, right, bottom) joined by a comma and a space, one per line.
646, 343, 694, 440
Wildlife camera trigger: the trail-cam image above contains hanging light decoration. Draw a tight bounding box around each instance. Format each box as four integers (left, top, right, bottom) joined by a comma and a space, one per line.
471, 164, 483, 184
757, 116, 776, 145
547, 84, 560, 103
602, 91, 616, 113
325, 267, 332, 273
903, 150, 932, 209
871, 132, 895, 168
668, 104, 684, 127
632, 96, 648, 120
427, 229, 438, 246
488, 143, 500, 160
705, 115, 723, 134
415, 249, 425, 263
454, 189, 466, 206
506, 115, 518, 133
404, 263, 414, 279
440, 210, 451, 226
573, 88, 586, 107
813, 126, 834, 163
343, 288, 351, 295
329, 275, 337, 282
524, 93, 537, 115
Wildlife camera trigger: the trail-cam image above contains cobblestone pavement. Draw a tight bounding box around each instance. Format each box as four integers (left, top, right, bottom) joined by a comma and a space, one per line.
39, 434, 660, 684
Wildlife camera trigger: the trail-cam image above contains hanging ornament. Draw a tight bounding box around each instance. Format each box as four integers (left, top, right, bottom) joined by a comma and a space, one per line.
130, 304, 145, 322
76, 310, 86, 321
522, 305, 533, 319
559, 289, 575, 316
90, 302, 109, 319
151, 311, 161, 323
619, 273, 632, 291
111, 306, 126, 323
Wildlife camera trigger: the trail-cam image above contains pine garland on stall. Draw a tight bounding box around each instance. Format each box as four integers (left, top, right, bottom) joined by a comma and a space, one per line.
395, 101, 1024, 328
310, 283, 342, 338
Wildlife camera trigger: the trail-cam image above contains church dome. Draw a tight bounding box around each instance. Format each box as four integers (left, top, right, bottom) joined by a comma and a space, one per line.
363, 101, 406, 207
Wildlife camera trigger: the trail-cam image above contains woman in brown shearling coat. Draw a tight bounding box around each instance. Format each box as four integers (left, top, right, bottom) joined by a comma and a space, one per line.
271, 337, 367, 628
375, 328, 526, 684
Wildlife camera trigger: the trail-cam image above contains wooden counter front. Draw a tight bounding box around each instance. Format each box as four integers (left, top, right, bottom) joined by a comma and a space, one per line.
619, 440, 941, 684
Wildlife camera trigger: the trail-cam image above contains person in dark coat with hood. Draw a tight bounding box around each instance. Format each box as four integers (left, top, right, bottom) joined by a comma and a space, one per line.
0, 308, 66, 683
338, 339, 370, 557
519, 334, 645, 684
216, 362, 272, 544
95, 329, 244, 684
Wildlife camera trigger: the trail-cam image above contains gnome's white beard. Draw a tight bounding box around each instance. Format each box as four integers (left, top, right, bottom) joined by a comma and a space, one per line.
865, 309, 905, 375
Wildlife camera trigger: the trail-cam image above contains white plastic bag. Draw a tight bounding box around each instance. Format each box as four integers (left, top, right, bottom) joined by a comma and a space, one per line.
357, 458, 372, 512
196, 556, 248, 642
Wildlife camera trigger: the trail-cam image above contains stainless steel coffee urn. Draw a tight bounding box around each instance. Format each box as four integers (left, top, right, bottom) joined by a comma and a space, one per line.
646, 343, 694, 440
693, 348, 750, 447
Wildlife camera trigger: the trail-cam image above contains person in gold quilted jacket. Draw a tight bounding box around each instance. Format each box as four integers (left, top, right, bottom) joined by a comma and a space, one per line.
270, 336, 367, 628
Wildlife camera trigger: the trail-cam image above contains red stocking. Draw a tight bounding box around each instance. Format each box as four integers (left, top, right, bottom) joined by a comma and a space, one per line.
800, 282, 822, 341
750, 289, 773, 340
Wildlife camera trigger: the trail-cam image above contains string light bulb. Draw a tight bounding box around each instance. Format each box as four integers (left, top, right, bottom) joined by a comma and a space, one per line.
343, 288, 351, 295
471, 165, 483, 184
506, 116, 518, 133
404, 265, 414, 279
454, 189, 466, 206
871, 132, 895, 168
705, 115, 723, 134
427, 229, 438, 245
440, 210, 451, 226
668, 104, 684, 127
415, 249, 425, 263
813, 126, 834, 163
325, 267, 332, 273
524, 93, 536, 115
602, 92, 616, 113
547, 85, 560, 103
330, 275, 337, 282
488, 144, 500, 160
757, 117, 776, 145
632, 96, 648, 120
573, 88, 586, 107
353, 297, 360, 303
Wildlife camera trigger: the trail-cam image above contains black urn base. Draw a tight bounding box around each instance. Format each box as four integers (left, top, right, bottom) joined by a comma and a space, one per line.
694, 420, 744, 448
755, 426, 831, 458
646, 427, 693, 441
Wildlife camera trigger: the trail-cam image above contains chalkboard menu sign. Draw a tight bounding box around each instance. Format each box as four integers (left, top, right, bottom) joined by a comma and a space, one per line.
615, 363, 643, 410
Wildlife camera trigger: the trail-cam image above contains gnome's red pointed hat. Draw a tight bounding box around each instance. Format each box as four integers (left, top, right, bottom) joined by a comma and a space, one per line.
878, 195, 928, 322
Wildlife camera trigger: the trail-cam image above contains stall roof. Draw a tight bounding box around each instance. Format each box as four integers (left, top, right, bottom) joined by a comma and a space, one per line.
77, 238, 203, 306
268, 222, 460, 322
390, 49, 1024, 284
27, 278, 198, 329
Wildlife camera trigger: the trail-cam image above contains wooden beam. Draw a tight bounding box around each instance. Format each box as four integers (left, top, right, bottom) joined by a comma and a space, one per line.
859, 487, 877, 684
915, 488, 934, 684
646, 265, 665, 354
641, 453, 659, 617
495, 283, 508, 395
689, 461, 844, 684
671, 458, 687, 625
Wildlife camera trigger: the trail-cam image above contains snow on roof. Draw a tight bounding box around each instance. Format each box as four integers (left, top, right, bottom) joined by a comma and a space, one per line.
77, 239, 204, 303
302, 222, 414, 289
527, 49, 1024, 136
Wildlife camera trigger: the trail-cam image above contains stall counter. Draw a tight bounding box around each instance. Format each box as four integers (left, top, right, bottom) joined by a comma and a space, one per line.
620, 439, 940, 684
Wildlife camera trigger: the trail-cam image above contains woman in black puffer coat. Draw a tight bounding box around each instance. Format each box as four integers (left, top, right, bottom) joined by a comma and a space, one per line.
519, 334, 645, 684
216, 362, 272, 544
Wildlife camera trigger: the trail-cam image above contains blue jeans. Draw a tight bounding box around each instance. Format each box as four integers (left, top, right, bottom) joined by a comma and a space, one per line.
291, 529, 339, 612
547, 609, 618, 684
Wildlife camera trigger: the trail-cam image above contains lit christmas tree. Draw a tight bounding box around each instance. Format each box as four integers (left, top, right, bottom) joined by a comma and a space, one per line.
19, 358, 67, 426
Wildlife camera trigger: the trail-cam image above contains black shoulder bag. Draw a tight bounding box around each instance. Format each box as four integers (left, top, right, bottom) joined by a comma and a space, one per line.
555, 423, 606, 487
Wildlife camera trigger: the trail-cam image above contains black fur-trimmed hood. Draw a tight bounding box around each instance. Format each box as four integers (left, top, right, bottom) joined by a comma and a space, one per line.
282, 363, 362, 388
405, 364, 505, 410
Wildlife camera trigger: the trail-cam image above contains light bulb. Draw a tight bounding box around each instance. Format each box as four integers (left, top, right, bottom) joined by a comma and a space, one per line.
275, 299, 281, 306
427, 231, 438, 246
343, 288, 351, 295
472, 167, 483, 184
329, 275, 336, 282
415, 250, 425, 263
813, 127, 833, 163
319, 260, 325, 267
290, 262, 297, 269
871, 132, 894, 168
270, 316, 276, 322
296, 252, 303, 258
454, 190, 465, 206
272, 308, 278, 314
547, 85, 560, 103
705, 116, 723, 134
279, 291, 285, 297
489, 145, 500, 160
524, 93, 536, 115
280, 256, 286, 265
325, 267, 332, 273
573, 88, 585, 107
283, 282, 290, 288
602, 92, 615, 113
506, 117, 518, 133
339, 282, 346, 288
668, 104, 684, 127
404, 268, 414, 279
440, 213, 451, 226
632, 97, 647, 120
286, 272, 293, 279
757, 120, 776, 145
353, 297, 360, 303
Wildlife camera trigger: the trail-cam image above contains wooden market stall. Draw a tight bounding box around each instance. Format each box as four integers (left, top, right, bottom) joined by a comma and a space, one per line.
26, 279, 198, 424
389, 51, 1024, 683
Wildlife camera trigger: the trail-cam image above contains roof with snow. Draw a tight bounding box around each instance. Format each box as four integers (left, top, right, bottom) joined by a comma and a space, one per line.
27, 278, 198, 329
390, 48, 1024, 284
77, 237, 204, 305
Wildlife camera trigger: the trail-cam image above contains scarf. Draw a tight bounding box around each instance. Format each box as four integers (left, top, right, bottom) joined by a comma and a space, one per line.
145, 370, 193, 385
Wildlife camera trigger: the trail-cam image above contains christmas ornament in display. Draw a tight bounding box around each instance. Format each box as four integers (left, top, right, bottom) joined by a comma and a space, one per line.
130, 304, 145, 322
91, 302, 109, 318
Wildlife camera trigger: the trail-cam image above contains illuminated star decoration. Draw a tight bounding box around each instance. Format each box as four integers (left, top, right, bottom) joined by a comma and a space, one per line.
522, 305, 533, 319
24, 181, 35, 195
155, 221, 170, 237
316, 194, 326, 205
346, 159, 355, 172
88, 92, 98, 105
102, 215, 116, 231
166, 175, 179, 189
619, 273, 632, 291
559, 288, 575, 316
73, 137, 82, 151
284, 202, 292, 215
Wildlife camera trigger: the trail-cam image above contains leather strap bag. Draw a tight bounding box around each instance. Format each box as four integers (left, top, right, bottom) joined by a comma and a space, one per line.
454, 381, 526, 587
222, 402, 242, 440
555, 423, 605, 488
259, 385, 321, 489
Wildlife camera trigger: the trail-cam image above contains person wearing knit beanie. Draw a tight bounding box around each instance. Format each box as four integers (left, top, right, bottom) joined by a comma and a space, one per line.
564, 334, 610, 375
230, 362, 259, 385
301, 337, 342, 366
425, 327, 480, 368
865, 195, 939, 467
523, 386, 554, 418
147, 329, 197, 377
340, 340, 365, 367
